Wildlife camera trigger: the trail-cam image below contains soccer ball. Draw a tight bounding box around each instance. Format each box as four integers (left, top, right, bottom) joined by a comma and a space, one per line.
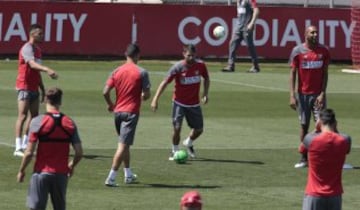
213, 25, 225, 38
173, 150, 188, 164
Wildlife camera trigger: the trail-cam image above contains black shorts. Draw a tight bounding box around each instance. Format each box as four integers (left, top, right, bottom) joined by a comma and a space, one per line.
172, 101, 203, 130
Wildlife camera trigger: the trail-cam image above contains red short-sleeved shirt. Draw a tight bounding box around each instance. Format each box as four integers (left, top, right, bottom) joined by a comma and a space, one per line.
16, 42, 42, 92
164, 59, 209, 106
106, 62, 150, 113
289, 43, 330, 95
303, 131, 351, 196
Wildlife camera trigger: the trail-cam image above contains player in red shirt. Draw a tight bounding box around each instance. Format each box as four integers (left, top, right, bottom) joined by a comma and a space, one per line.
289, 25, 330, 168
151, 44, 210, 160
103, 43, 151, 187
14, 24, 58, 157
302, 108, 351, 210
17, 87, 83, 210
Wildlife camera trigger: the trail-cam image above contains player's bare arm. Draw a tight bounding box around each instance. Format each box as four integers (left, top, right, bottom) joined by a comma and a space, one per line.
68, 143, 83, 177
103, 85, 114, 112
151, 80, 168, 112
17, 142, 36, 183
28, 60, 58, 79
202, 78, 210, 104
142, 89, 151, 101
289, 67, 298, 110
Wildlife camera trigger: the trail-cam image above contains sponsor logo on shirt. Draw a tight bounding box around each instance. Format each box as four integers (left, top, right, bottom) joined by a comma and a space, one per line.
180, 75, 201, 85
301, 60, 323, 69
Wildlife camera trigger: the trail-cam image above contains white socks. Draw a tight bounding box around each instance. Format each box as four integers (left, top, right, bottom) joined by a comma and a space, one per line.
172, 145, 179, 153
15, 137, 22, 151
124, 168, 133, 178
21, 134, 28, 149
108, 169, 118, 180
184, 137, 193, 146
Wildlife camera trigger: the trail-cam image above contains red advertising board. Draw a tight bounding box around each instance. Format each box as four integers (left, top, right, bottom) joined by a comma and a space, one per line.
0, 2, 352, 60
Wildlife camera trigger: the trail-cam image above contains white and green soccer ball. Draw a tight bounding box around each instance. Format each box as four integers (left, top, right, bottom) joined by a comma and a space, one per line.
174, 150, 188, 164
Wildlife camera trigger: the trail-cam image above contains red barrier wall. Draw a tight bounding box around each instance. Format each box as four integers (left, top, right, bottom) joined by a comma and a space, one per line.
0, 2, 352, 60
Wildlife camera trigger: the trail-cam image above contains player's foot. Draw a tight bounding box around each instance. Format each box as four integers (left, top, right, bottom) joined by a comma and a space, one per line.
247, 67, 260, 73
294, 160, 308, 168
105, 178, 119, 187
169, 151, 175, 161
221, 66, 234, 72
343, 163, 353, 169
13, 149, 24, 157
183, 139, 196, 158
124, 174, 137, 184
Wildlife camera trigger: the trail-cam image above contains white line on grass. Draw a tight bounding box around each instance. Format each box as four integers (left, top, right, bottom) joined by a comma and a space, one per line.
149, 71, 360, 93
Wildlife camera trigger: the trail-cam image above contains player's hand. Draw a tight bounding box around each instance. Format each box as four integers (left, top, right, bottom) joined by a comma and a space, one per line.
151, 101, 158, 112
107, 104, 114, 112
315, 94, 325, 109
48, 70, 58, 80
17, 171, 25, 183
40, 89, 45, 103
289, 96, 297, 110
202, 95, 208, 104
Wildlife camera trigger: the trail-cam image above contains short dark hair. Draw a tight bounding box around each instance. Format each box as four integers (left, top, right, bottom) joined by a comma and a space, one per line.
183, 44, 196, 53
319, 108, 336, 126
29, 24, 43, 34
46, 87, 63, 106
125, 43, 140, 58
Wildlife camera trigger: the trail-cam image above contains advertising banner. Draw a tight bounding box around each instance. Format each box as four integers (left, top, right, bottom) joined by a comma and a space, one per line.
0, 2, 352, 60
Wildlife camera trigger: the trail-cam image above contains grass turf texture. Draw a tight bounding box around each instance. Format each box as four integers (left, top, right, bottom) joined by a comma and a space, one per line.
1, 59, 360, 209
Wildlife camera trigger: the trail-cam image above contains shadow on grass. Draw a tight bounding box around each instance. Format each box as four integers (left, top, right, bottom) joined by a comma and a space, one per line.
77, 154, 113, 159
146, 183, 221, 189
191, 157, 264, 165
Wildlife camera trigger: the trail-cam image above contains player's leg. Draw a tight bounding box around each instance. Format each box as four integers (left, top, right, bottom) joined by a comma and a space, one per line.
27, 173, 50, 210
105, 112, 138, 186
222, 23, 243, 72
170, 102, 185, 160
22, 92, 40, 150
295, 94, 311, 168
183, 106, 204, 158
244, 30, 260, 73
14, 90, 30, 156
49, 174, 67, 210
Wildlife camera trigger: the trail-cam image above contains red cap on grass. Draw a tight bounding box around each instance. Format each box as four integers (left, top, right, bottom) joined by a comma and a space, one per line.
180, 191, 202, 208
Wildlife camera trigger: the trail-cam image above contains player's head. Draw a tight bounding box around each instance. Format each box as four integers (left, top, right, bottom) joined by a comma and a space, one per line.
319, 108, 337, 127
46, 87, 63, 107
125, 43, 140, 63
180, 191, 202, 210
183, 44, 197, 65
305, 25, 318, 47
29, 24, 44, 43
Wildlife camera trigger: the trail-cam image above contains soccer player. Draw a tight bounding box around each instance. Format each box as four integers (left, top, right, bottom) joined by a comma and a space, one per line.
17, 87, 83, 210
221, 0, 260, 73
103, 43, 151, 187
302, 108, 351, 210
151, 44, 210, 160
180, 191, 202, 210
14, 23, 58, 157
289, 25, 330, 168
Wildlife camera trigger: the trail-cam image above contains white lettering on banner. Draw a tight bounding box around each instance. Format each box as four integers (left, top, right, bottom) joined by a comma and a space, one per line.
178, 16, 228, 46
0, 12, 87, 42
177, 16, 354, 48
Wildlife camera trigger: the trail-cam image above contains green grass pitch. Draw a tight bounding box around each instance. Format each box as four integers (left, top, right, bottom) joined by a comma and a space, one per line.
0, 59, 359, 210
